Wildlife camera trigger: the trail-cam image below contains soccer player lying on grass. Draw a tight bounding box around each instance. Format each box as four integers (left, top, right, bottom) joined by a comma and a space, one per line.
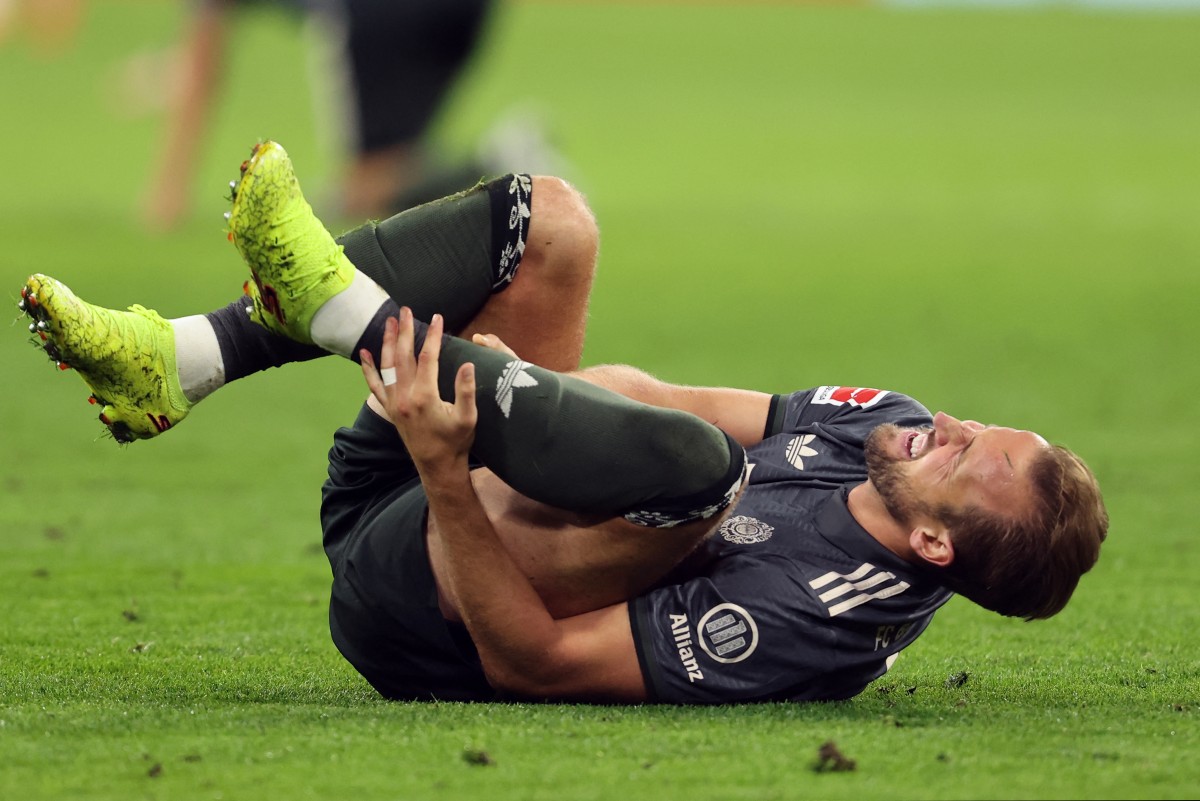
18, 142, 1109, 703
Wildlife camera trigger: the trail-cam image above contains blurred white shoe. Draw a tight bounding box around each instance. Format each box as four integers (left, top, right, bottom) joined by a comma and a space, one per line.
476, 104, 576, 181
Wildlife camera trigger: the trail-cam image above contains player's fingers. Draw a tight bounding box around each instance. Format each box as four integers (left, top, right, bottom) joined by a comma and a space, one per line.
415, 313, 444, 394
373, 317, 407, 405
379, 315, 397, 370
453, 362, 478, 430
359, 349, 386, 406
471, 332, 517, 358
393, 307, 417, 388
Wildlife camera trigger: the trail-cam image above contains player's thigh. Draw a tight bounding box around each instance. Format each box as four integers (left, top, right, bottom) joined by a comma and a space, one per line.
430, 470, 719, 621
516, 518, 719, 620
457, 176, 597, 373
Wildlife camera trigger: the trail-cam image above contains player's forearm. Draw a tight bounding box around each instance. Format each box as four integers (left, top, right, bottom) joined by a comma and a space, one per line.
420, 466, 570, 695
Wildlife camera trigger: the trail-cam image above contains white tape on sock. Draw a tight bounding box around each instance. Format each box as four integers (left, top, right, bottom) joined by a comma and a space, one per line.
171, 315, 224, 403
310, 271, 390, 357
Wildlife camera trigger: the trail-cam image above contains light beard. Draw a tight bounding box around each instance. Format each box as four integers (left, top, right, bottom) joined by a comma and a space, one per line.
864, 423, 933, 528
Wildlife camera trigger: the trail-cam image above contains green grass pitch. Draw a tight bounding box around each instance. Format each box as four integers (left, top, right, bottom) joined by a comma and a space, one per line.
1, 2, 1197, 799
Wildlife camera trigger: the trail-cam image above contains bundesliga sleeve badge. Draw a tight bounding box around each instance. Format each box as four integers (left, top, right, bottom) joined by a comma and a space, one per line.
811, 386, 889, 409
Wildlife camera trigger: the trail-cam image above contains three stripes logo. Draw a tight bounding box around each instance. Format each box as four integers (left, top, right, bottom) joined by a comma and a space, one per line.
146, 414, 172, 433
808, 563, 910, 618
495, 359, 538, 418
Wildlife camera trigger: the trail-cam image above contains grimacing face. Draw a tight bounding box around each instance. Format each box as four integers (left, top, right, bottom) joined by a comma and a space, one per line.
864, 412, 1050, 529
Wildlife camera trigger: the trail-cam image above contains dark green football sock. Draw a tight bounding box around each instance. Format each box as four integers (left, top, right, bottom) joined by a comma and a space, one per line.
336, 173, 530, 332
447, 333, 745, 524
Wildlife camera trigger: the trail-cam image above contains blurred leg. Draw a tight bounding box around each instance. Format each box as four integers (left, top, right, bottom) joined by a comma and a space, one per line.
335, 0, 497, 218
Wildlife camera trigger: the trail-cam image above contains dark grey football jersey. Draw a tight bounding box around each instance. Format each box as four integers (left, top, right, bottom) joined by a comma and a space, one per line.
629, 386, 953, 704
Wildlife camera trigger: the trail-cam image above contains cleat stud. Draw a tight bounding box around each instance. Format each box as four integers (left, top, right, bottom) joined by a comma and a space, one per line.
20, 286, 28, 300
99, 413, 111, 425
227, 232, 235, 243
88, 396, 97, 405
36, 320, 48, 331
57, 361, 70, 371
240, 160, 250, 174
28, 322, 37, 333
17, 298, 26, 312
27, 294, 38, 307
223, 211, 231, 221
38, 332, 47, 341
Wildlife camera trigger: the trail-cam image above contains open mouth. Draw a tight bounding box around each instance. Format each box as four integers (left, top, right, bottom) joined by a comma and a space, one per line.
905, 431, 930, 460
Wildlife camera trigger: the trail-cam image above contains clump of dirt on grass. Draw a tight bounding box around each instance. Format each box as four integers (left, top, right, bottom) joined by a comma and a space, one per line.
462, 749, 494, 766
813, 740, 856, 773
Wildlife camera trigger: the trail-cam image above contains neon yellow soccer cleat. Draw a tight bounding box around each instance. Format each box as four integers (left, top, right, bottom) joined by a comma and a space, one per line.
227, 140, 353, 345
18, 274, 192, 443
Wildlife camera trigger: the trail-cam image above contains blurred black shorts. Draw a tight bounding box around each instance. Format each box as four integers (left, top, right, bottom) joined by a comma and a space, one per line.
340, 0, 496, 152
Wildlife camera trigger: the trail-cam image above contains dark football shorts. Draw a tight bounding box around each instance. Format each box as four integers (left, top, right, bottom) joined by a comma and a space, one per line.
341, 0, 495, 153
246, 0, 494, 153
320, 402, 494, 700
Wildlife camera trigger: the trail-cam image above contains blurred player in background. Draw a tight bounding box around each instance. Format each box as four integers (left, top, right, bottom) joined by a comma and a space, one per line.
140, 0, 502, 229
0, 0, 86, 51
3, 0, 567, 230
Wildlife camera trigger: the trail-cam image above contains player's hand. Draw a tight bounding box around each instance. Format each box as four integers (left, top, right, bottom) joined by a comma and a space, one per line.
471, 332, 518, 358
361, 308, 477, 475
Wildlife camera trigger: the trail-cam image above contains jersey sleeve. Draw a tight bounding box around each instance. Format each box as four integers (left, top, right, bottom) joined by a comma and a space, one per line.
765, 386, 932, 440
629, 556, 861, 704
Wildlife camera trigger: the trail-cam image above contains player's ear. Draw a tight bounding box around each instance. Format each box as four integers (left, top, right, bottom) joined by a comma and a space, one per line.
910, 525, 954, 568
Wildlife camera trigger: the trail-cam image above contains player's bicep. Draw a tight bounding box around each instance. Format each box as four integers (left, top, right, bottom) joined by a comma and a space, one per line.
571, 365, 771, 447
678, 386, 773, 447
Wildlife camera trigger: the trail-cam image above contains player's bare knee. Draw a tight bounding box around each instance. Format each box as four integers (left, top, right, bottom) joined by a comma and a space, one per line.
529, 176, 598, 289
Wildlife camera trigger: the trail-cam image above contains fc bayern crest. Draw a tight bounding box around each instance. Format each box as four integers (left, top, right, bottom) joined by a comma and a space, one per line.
720, 515, 774, 544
